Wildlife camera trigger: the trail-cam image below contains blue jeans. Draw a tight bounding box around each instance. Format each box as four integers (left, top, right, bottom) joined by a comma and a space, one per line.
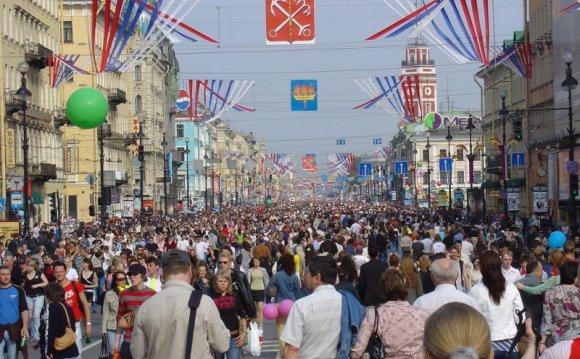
494, 350, 518, 359
26, 295, 44, 341
0, 329, 17, 359
214, 337, 241, 359
106, 330, 116, 351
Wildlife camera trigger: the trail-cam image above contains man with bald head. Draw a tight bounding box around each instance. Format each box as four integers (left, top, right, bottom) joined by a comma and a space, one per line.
413, 257, 480, 314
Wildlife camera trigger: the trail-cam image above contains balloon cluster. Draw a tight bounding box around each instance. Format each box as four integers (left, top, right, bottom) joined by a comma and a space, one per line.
263, 299, 294, 320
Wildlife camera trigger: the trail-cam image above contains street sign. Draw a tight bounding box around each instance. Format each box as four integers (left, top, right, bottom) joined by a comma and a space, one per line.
359, 162, 372, 176
566, 160, 580, 175
321, 174, 328, 183
337, 138, 346, 145
395, 161, 408, 175
372, 138, 382, 145
439, 158, 453, 172
511, 152, 525, 167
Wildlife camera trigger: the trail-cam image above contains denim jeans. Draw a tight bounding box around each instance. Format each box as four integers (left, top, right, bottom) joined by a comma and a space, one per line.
494, 350, 518, 359
26, 295, 45, 341
106, 330, 116, 352
214, 337, 241, 359
0, 329, 17, 359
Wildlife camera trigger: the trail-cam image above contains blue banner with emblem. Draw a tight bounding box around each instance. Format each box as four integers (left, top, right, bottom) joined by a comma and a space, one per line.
291, 80, 318, 111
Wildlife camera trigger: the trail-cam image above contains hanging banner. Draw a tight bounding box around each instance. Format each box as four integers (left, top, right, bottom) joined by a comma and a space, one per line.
301, 154, 317, 173
266, 0, 315, 45
122, 197, 134, 218
507, 188, 521, 212
291, 80, 317, 111
176, 89, 190, 112
5, 129, 15, 169
437, 190, 448, 207
532, 185, 548, 214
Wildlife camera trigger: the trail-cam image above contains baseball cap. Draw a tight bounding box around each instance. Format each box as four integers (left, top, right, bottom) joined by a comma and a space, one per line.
127, 264, 146, 276
161, 249, 192, 268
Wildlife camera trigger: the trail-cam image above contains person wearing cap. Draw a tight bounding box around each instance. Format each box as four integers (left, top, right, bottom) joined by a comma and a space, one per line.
114, 264, 156, 359
131, 249, 230, 359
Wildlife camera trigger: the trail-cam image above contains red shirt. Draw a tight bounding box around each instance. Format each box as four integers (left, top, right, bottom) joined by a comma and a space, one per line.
63, 281, 85, 321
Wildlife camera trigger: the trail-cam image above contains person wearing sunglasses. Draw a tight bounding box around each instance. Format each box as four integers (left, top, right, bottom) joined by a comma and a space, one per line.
101, 271, 127, 350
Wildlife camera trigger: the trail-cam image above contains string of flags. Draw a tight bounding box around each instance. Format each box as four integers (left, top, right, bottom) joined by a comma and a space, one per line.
560, 1, 580, 13
369, 0, 492, 65
487, 43, 533, 78
327, 153, 356, 176
48, 55, 91, 88
374, 146, 392, 160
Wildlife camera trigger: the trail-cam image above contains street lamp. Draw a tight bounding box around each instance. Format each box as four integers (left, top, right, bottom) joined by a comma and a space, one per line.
15, 62, 32, 239
98, 124, 110, 228
500, 90, 510, 223
161, 131, 168, 217
426, 132, 432, 210
413, 142, 418, 206
562, 52, 579, 230
138, 120, 145, 225
203, 153, 209, 210
446, 126, 453, 210
466, 114, 476, 220
184, 137, 190, 209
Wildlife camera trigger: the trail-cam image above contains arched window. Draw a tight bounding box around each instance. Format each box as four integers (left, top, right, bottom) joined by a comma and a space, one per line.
135, 95, 142, 113
422, 53, 427, 64
135, 65, 142, 81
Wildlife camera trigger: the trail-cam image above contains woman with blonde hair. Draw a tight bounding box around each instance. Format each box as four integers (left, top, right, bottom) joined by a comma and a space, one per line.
418, 255, 435, 294
400, 255, 423, 303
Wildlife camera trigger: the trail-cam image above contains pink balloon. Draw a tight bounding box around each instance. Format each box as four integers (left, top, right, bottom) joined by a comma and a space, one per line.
278, 299, 294, 316
263, 303, 279, 320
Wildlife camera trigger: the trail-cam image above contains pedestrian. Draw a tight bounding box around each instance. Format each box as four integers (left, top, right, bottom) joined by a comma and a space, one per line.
22, 258, 48, 348
40, 282, 80, 359
247, 256, 269, 328
0, 265, 29, 359
130, 249, 230, 358
102, 271, 126, 350
114, 264, 156, 359
79, 259, 97, 313
357, 244, 388, 307
53, 261, 91, 357
281, 255, 342, 358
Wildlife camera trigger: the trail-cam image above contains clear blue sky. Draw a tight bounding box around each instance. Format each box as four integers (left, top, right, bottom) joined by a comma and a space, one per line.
176, 1, 524, 159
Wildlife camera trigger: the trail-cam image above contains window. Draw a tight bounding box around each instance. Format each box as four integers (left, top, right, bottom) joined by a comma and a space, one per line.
474, 171, 482, 184
423, 174, 429, 185
474, 150, 482, 161
439, 149, 447, 158
63, 21, 73, 43
456, 149, 464, 161
176, 124, 184, 138
409, 54, 415, 64
457, 171, 465, 184
422, 149, 429, 162
135, 65, 142, 81
422, 53, 427, 64
135, 95, 142, 114
176, 147, 185, 162
440, 172, 448, 184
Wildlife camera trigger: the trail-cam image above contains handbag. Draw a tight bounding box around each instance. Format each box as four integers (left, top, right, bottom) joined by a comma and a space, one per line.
245, 322, 261, 356
99, 334, 111, 359
117, 311, 136, 329
366, 307, 384, 359
54, 303, 77, 352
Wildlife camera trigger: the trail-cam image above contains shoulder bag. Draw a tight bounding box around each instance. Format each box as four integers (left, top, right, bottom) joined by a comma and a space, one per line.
366, 307, 384, 359
54, 303, 77, 351
184, 290, 204, 359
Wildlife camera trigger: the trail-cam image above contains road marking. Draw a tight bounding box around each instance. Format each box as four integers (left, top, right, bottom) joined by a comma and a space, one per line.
82, 339, 102, 352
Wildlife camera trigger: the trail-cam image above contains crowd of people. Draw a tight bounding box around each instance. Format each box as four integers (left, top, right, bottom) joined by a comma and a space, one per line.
0, 201, 579, 359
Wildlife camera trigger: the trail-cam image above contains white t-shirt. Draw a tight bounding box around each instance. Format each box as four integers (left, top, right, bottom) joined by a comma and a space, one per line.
176, 239, 190, 251
66, 268, 79, 282
195, 241, 209, 260
461, 240, 474, 260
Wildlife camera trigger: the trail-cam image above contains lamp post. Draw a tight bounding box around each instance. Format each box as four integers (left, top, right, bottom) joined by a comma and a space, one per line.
413, 142, 418, 206
161, 131, 168, 217
426, 132, 432, 210
98, 124, 107, 228
184, 137, 190, 209
466, 114, 476, 220
15, 62, 31, 239
203, 154, 209, 210
500, 90, 510, 222
446, 126, 453, 210
563, 52, 579, 230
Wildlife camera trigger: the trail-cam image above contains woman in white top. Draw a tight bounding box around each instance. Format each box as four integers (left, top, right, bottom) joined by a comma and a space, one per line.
469, 250, 524, 359
64, 256, 79, 282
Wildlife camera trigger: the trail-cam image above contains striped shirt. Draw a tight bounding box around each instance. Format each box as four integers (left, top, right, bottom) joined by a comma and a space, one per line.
116, 286, 156, 343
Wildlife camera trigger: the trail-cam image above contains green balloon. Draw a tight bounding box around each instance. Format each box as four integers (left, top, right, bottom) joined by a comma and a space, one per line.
265, 198, 273, 206
66, 88, 109, 129
424, 112, 435, 129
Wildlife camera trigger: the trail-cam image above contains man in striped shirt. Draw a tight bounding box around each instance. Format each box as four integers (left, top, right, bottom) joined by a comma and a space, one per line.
114, 264, 156, 359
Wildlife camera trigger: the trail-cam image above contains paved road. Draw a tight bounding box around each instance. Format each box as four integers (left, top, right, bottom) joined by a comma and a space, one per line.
24, 309, 281, 359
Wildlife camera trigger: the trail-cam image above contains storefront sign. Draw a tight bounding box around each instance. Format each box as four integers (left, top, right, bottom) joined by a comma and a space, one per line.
5, 129, 15, 169
532, 185, 548, 214
507, 188, 521, 212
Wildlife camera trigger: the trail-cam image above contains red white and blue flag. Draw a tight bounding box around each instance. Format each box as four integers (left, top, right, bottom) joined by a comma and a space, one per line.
48, 54, 91, 88
186, 79, 255, 122
374, 146, 393, 160
328, 153, 355, 176
560, 1, 580, 13
486, 43, 533, 78
269, 153, 296, 177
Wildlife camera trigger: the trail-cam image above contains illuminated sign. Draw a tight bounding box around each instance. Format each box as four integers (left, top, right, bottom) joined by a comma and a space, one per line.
425, 112, 482, 130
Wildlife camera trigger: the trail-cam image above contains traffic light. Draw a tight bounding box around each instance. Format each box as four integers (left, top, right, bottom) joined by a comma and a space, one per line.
572, 175, 579, 198
138, 145, 145, 161
48, 192, 56, 210
513, 119, 523, 142
89, 205, 95, 216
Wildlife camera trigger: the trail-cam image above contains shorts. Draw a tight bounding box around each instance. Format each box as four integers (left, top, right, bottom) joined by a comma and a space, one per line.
251, 290, 265, 302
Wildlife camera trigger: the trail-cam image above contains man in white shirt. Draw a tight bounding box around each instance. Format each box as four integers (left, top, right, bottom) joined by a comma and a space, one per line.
352, 246, 369, 271
176, 235, 190, 251
195, 237, 209, 262
413, 258, 480, 314
432, 237, 446, 254
349, 220, 361, 234
461, 237, 475, 262
501, 251, 522, 283
281, 255, 342, 359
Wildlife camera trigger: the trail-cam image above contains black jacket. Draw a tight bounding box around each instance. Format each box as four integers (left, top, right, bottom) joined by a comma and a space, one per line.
357, 259, 388, 307
46, 303, 79, 359
231, 268, 257, 319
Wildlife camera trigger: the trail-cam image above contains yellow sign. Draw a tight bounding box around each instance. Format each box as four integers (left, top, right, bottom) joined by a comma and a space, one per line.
0, 221, 20, 243
5, 129, 15, 169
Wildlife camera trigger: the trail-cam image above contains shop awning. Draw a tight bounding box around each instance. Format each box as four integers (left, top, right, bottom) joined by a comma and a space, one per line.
31, 191, 43, 205
506, 178, 526, 188
481, 180, 501, 189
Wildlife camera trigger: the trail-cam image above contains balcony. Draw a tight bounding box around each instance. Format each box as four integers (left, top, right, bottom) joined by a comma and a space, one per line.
4, 90, 22, 115
486, 155, 502, 175
30, 163, 57, 180
108, 88, 127, 107
25, 42, 53, 70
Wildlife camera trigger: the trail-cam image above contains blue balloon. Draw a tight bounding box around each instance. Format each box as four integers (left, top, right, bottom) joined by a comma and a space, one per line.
547, 231, 566, 249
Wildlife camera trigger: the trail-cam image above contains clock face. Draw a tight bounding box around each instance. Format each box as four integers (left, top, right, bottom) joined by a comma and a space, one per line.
537, 168, 546, 177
